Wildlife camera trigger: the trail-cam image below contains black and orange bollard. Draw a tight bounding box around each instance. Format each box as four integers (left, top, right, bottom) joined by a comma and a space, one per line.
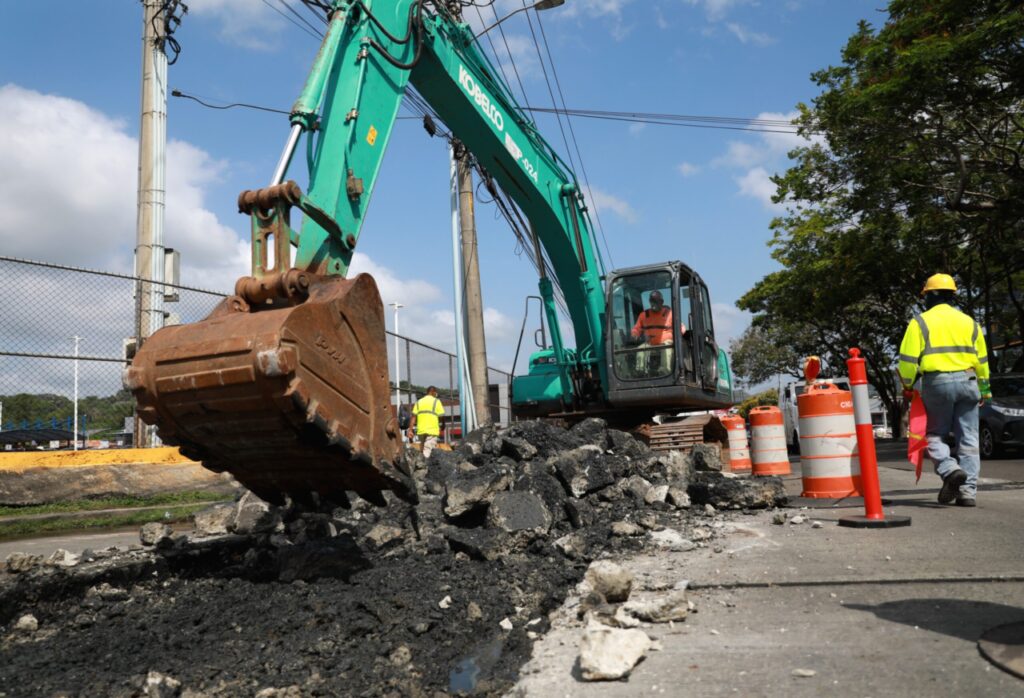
838, 348, 912, 529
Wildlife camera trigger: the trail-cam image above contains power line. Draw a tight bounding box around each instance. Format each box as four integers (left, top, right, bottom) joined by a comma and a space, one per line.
259, 0, 322, 41
275, 0, 325, 38
533, 7, 615, 269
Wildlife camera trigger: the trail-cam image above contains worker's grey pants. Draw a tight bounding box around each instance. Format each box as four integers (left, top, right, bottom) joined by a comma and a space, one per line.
920, 371, 980, 499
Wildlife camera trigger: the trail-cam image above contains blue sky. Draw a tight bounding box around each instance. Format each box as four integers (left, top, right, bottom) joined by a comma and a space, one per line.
0, 0, 883, 377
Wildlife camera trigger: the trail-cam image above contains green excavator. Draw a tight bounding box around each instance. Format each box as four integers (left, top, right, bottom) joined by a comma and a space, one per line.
125, 0, 733, 507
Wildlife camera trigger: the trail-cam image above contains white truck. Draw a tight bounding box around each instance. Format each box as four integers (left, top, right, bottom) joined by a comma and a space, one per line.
780, 377, 890, 452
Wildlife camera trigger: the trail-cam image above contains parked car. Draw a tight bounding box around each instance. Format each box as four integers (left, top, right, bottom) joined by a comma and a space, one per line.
980, 373, 1024, 458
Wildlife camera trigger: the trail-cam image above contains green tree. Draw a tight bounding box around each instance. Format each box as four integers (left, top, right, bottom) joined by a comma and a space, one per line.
740, 0, 1024, 427
735, 389, 779, 420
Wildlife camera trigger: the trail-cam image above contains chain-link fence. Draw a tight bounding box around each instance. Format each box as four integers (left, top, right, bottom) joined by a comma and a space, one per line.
0, 256, 511, 446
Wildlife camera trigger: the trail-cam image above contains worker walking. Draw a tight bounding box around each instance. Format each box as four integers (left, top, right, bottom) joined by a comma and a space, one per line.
408, 386, 446, 458
898, 274, 991, 507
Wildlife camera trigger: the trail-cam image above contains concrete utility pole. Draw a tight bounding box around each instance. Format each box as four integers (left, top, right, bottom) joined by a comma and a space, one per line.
135, 0, 169, 448
457, 148, 492, 426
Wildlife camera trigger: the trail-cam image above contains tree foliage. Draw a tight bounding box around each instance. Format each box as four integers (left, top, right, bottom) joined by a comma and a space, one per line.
1, 390, 134, 435
739, 0, 1024, 424
735, 389, 779, 420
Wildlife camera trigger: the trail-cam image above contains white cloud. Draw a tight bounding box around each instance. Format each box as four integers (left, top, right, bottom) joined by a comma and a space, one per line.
712, 140, 764, 169
585, 186, 638, 223
683, 0, 753, 22
735, 167, 782, 210
188, 0, 292, 51
677, 162, 700, 177
711, 302, 751, 351
0, 84, 248, 292
725, 22, 775, 46
628, 122, 647, 136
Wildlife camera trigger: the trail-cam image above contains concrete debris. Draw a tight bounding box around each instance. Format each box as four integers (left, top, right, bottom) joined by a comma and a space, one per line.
666, 487, 691, 509
792, 668, 817, 677
704, 503, 717, 515
14, 614, 38, 632
584, 561, 634, 603
772, 512, 788, 525
623, 590, 690, 623
500, 435, 538, 462
647, 528, 697, 552
644, 484, 669, 505
4, 552, 43, 574
687, 443, 723, 472
689, 471, 788, 509
579, 623, 653, 681
363, 524, 405, 550
139, 522, 173, 547
623, 475, 653, 502
554, 533, 586, 558
690, 527, 713, 541
812, 520, 824, 529
145, 671, 182, 698
191, 503, 236, 536
229, 491, 282, 536
486, 491, 552, 535
0, 417, 737, 696
443, 462, 513, 518
554, 451, 615, 498
790, 515, 807, 525
254, 687, 303, 698
45, 548, 80, 568
610, 521, 644, 537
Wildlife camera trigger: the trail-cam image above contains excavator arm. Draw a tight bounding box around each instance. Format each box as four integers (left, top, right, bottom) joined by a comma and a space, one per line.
126, 0, 607, 505
284, 0, 607, 399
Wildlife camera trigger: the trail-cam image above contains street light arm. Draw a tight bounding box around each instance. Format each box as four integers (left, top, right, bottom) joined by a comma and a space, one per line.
477, 0, 566, 37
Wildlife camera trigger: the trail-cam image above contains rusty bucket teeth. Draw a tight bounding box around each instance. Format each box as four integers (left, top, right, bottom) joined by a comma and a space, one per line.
127, 272, 411, 506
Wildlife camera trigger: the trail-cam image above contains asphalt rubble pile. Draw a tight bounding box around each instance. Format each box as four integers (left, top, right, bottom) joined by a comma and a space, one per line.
0, 418, 786, 697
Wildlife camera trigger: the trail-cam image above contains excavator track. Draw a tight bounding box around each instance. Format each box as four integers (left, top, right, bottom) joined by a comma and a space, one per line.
124, 272, 414, 507
639, 414, 729, 456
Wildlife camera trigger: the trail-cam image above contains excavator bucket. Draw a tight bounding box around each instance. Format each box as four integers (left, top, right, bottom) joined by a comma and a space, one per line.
124, 272, 414, 507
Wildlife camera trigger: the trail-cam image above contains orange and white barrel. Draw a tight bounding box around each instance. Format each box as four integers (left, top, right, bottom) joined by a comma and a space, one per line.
749, 406, 791, 476
797, 383, 861, 498
721, 415, 752, 472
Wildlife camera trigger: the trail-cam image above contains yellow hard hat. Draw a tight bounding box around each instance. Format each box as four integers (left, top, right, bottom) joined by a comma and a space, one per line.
921, 273, 957, 296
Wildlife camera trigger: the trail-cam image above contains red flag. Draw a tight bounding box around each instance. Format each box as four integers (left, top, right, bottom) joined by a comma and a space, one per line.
907, 391, 928, 482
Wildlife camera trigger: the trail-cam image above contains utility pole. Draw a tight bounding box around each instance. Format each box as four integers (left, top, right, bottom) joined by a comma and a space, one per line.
134, 0, 170, 448
457, 145, 492, 426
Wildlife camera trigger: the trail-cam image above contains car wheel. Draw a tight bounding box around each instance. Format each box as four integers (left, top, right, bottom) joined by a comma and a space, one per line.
979, 422, 997, 460
790, 431, 800, 456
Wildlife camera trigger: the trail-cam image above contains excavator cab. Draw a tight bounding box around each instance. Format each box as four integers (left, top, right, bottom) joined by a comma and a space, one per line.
604, 262, 732, 413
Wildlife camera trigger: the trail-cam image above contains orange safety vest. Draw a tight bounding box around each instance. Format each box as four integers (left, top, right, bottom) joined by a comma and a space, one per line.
632, 307, 675, 345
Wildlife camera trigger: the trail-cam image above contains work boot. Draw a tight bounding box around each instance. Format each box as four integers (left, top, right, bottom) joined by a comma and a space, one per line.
938, 469, 967, 504
955, 497, 977, 507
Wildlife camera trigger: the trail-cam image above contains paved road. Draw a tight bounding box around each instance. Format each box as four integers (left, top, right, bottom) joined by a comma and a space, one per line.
874, 439, 1023, 482
516, 462, 1024, 697
0, 528, 144, 560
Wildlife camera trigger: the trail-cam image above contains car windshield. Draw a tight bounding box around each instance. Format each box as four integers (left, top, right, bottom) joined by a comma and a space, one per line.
991, 375, 1024, 398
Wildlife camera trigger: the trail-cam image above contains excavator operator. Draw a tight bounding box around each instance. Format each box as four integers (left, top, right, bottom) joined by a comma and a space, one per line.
631, 291, 686, 377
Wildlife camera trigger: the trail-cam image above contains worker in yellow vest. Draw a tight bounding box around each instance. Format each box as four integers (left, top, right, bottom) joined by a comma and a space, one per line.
408, 386, 446, 458
898, 274, 991, 507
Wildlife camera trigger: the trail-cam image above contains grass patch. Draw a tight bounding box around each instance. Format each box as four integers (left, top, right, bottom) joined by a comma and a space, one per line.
0, 504, 212, 540
0, 490, 229, 518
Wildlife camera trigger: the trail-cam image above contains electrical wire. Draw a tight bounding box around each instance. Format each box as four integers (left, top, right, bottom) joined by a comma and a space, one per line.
260, 0, 323, 41
276, 0, 326, 38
